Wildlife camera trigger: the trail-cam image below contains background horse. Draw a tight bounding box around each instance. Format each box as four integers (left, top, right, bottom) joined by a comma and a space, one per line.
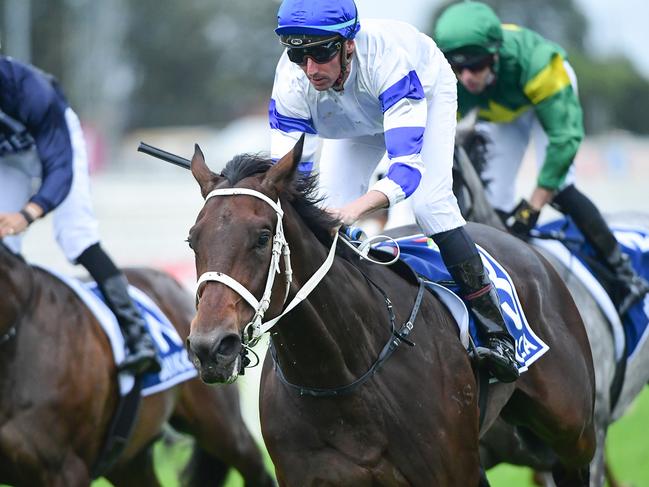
184, 138, 596, 486
452, 135, 649, 487
0, 241, 274, 487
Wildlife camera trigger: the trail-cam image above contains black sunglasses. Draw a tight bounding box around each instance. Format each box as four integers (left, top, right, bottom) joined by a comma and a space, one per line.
450, 54, 494, 74
287, 40, 342, 66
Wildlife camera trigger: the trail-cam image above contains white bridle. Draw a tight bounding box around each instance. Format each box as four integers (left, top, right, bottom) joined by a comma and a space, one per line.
195, 187, 339, 346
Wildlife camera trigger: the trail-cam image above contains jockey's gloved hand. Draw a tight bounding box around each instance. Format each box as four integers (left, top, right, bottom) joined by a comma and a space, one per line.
508, 199, 540, 240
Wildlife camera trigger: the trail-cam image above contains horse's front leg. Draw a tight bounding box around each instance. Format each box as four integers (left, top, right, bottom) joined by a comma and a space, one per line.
106, 445, 161, 487
53, 452, 92, 487
0, 423, 92, 487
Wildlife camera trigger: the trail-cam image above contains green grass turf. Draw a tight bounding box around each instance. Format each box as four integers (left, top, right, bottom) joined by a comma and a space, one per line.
86, 386, 646, 486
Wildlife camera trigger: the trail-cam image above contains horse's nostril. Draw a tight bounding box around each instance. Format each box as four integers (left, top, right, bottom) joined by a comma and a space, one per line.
187, 335, 214, 366
216, 334, 241, 358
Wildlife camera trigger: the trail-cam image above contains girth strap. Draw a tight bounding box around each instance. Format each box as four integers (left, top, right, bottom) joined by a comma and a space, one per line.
91, 378, 142, 478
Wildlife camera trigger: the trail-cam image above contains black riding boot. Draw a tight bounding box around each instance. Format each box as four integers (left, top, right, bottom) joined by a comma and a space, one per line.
100, 274, 161, 375
554, 185, 649, 315
447, 255, 520, 383
605, 246, 649, 315
432, 227, 519, 383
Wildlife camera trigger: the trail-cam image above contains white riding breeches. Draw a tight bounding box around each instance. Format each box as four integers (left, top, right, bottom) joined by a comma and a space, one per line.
0, 155, 37, 254
475, 61, 579, 213
0, 108, 100, 261
318, 69, 465, 236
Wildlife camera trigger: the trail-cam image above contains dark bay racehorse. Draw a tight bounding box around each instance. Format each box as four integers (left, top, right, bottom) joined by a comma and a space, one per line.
452, 137, 649, 487
184, 137, 596, 486
0, 241, 274, 487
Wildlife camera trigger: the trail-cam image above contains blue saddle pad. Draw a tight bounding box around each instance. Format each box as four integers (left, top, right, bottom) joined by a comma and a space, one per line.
375, 236, 549, 372
535, 218, 649, 359
86, 283, 198, 395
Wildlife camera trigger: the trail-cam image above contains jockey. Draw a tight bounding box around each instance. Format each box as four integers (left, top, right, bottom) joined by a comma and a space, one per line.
0, 55, 160, 376
434, 1, 649, 316
270, 0, 520, 382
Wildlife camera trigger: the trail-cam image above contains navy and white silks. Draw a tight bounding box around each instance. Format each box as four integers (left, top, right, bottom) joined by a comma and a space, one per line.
0, 56, 99, 261
270, 19, 465, 235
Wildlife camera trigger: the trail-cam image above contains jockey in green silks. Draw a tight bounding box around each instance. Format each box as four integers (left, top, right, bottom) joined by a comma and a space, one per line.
434, 1, 649, 316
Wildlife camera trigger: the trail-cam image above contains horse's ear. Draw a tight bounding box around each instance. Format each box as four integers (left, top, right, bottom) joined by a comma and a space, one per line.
191, 144, 221, 198
263, 134, 304, 191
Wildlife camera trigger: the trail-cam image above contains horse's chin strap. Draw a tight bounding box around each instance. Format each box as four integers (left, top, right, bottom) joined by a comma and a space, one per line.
195, 187, 338, 347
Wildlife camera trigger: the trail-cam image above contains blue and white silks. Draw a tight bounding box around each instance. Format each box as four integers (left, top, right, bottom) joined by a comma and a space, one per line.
269, 19, 448, 206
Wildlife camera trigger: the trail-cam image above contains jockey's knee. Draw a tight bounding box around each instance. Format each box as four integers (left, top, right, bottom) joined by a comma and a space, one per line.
412, 198, 465, 236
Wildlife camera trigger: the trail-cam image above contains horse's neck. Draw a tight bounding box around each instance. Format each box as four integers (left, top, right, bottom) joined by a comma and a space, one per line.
270, 213, 388, 388
455, 145, 505, 229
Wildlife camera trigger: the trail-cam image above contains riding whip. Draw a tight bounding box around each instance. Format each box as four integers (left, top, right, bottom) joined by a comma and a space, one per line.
137, 142, 190, 170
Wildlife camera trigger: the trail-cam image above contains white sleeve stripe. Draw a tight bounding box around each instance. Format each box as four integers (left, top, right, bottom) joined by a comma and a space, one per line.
383, 97, 427, 132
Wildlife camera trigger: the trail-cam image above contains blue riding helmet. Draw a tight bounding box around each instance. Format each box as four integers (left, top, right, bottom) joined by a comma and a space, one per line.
276, 0, 360, 40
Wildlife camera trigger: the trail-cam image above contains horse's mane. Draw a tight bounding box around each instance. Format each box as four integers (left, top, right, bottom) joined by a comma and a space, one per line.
221, 154, 340, 244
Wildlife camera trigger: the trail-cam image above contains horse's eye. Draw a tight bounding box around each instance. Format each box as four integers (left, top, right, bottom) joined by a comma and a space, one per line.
256, 231, 271, 248
185, 236, 193, 250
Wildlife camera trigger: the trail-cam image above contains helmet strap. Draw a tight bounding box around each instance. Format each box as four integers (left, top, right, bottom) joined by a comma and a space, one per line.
333, 42, 352, 92
486, 54, 499, 86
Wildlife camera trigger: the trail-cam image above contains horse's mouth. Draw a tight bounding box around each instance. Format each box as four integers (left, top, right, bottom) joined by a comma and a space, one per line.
187, 330, 244, 384
197, 355, 240, 384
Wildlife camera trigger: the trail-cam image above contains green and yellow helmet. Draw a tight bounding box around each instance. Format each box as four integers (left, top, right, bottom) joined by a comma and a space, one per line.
434, 1, 503, 65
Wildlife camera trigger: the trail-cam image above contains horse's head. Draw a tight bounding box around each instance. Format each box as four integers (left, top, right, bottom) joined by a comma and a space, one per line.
186, 137, 307, 384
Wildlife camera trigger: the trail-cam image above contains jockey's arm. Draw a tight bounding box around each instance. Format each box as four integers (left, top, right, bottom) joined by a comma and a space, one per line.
327, 190, 389, 226
525, 55, 584, 210
18, 66, 74, 216
366, 63, 428, 213
528, 187, 555, 211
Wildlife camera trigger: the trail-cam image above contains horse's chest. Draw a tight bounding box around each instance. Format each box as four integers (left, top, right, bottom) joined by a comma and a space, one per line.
271, 416, 410, 486
319, 417, 384, 459
264, 394, 387, 456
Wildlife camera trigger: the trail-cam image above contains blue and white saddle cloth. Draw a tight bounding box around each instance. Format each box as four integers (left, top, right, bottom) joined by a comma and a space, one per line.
375, 235, 549, 374
39, 267, 198, 396
533, 218, 649, 362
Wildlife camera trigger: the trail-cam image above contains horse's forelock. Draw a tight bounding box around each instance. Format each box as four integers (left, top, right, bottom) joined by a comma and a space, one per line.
221, 153, 274, 185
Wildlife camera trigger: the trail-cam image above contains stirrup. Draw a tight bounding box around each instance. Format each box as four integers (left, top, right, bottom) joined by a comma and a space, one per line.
618, 283, 649, 316
118, 335, 162, 375
474, 337, 519, 383
119, 347, 161, 375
